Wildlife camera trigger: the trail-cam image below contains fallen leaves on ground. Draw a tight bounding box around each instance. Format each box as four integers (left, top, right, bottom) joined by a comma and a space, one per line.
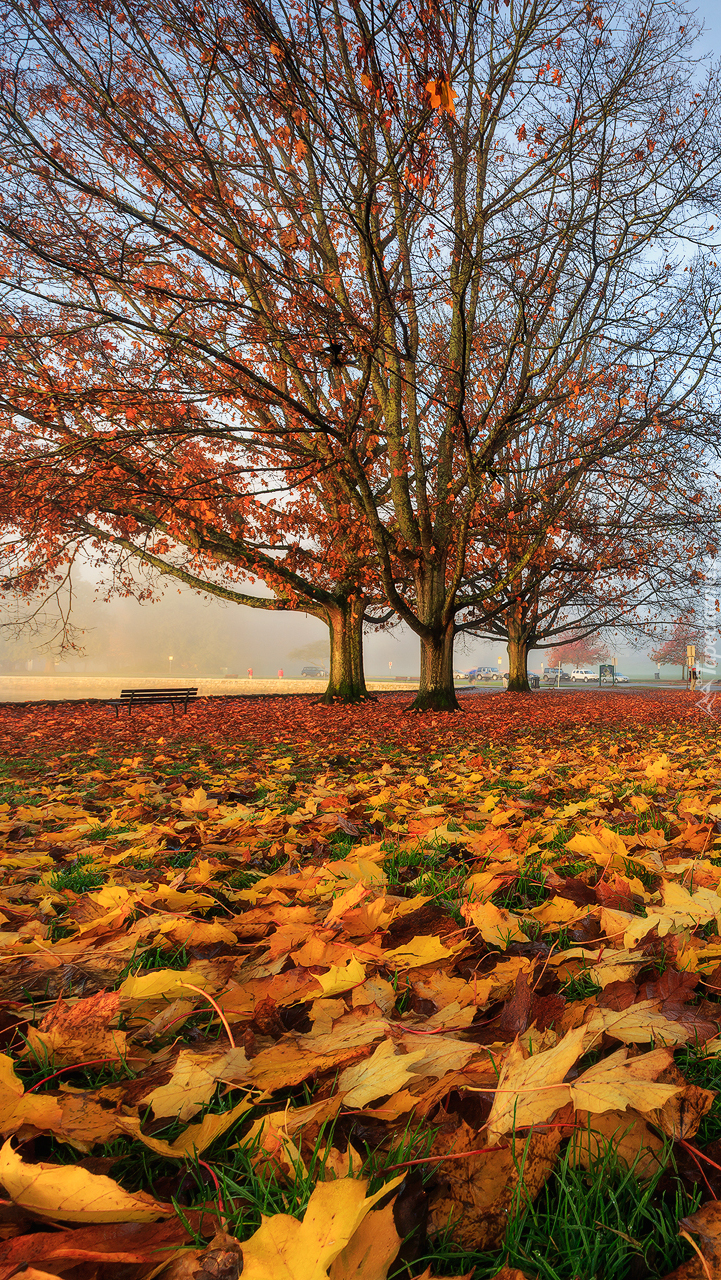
0, 690, 720, 1276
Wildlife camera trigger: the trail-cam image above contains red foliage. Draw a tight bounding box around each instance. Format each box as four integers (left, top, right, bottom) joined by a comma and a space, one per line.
0, 689, 716, 762
552, 636, 610, 667
650, 619, 710, 674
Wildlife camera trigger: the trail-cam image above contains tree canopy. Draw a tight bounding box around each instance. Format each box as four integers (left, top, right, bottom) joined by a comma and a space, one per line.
2, 0, 721, 704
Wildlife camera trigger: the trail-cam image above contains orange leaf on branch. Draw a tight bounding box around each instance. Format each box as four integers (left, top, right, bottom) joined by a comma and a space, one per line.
425, 79, 456, 115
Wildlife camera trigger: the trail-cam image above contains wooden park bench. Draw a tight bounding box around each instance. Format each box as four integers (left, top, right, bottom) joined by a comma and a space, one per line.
108, 688, 198, 718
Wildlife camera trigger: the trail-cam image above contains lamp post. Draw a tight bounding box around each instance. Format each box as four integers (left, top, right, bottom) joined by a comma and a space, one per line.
168, 655, 173, 678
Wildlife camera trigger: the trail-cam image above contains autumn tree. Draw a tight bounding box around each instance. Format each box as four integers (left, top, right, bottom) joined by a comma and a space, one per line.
552, 636, 610, 670
2, 0, 721, 708
458, 416, 720, 689
650, 618, 711, 679
0, 336, 390, 701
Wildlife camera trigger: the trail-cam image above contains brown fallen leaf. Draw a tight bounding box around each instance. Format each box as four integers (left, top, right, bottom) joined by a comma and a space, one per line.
24, 990, 126, 1066
411, 1270, 475, 1280
639, 1063, 716, 1141
0, 1218, 197, 1280
598, 980, 638, 1011
595, 875, 636, 913
190, 1231, 243, 1280
497, 971, 532, 1038
566, 1109, 665, 1180
427, 1118, 563, 1250
488, 1270, 537, 1280
8, 1269, 61, 1280
661, 1201, 721, 1280
638, 967, 699, 1006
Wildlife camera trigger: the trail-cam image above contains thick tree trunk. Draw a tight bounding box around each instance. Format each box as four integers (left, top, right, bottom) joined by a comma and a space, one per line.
412, 624, 459, 710
409, 566, 460, 711
506, 608, 531, 692
318, 597, 371, 703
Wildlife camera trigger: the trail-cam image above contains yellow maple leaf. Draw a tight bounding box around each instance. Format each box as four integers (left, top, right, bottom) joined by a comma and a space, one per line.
338, 1040, 426, 1108
0, 1140, 171, 1223
315, 955, 366, 996
124, 1097, 252, 1159
328, 1197, 401, 1279
462, 900, 528, 950
584, 1000, 690, 1046
240, 1175, 403, 1280
485, 1026, 587, 1143
569, 1046, 680, 1114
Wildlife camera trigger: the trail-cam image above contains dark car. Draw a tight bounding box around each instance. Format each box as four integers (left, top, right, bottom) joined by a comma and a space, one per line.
301, 664, 328, 677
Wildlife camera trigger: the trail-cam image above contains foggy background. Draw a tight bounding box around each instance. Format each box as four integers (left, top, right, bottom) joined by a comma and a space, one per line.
1, 4, 717, 686
0, 570, 699, 681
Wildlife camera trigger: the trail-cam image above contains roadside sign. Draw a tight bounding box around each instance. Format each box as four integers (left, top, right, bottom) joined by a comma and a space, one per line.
599, 663, 615, 686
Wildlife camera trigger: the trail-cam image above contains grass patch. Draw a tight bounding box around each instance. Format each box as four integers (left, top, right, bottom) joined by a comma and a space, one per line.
118, 943, 190, 978
384, 842, 465, 922
47, 856, 104, 894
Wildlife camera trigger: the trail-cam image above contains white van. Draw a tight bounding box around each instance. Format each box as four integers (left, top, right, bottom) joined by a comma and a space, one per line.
570, 668, 596, 682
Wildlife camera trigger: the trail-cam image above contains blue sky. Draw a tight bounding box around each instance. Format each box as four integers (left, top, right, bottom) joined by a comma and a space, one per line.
694, 1, 719, 56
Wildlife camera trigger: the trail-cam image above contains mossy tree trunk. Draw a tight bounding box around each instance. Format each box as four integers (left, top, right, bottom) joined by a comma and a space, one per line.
409, 566, 460, 712
506, 605, 532, 692
318, 596, 370, 703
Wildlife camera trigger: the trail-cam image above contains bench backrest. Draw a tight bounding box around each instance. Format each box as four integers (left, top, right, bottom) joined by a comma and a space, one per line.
119, 688, 198, 699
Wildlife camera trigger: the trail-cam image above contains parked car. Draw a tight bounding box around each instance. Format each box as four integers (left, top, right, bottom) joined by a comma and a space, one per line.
571, 668, 597, 682
301, 664, 328, 677
464, 666, 496, 681
601, 671, 629, 683
543, 666, 570, 682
